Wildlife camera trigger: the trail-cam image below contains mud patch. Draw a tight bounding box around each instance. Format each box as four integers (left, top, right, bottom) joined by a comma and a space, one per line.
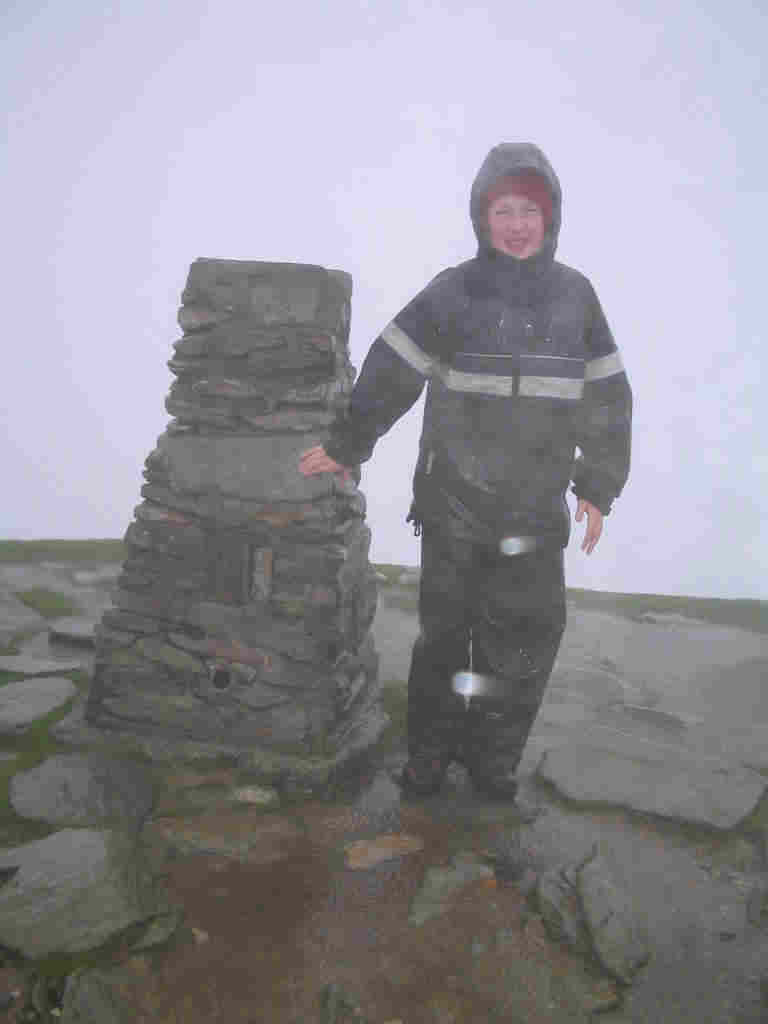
141, 839, 598, 1024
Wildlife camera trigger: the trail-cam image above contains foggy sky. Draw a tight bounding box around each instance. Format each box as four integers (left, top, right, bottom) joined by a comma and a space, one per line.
2, 0, 766, 599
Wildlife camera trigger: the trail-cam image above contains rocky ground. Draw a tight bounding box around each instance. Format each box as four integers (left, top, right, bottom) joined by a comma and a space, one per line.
0, 556, 767, 1022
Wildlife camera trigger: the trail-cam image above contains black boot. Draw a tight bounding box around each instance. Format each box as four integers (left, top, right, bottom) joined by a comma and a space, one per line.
400, 745, 454, 797
467, 752, 522, 800
402, 693, 466, 796
469, 752, 543, 821
403, 617, 469, 797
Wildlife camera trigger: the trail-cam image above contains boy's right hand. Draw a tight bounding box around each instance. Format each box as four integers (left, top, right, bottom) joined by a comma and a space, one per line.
299, 445, 352, 481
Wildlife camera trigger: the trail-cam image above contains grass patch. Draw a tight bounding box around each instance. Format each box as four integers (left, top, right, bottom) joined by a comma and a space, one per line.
566, 588, 768, 634
0, 538, 125, 564
10, 909, 176, 990
0, 674, 92, 847
13, 588, 83, 619
0, 669, 89, 739
374, 678, 407, 752
0, 665, 91, 690
0, 666, 87, 688
23, 928, 143, 986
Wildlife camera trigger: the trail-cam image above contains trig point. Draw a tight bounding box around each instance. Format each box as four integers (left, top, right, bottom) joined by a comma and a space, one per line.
85, 259, 384, 782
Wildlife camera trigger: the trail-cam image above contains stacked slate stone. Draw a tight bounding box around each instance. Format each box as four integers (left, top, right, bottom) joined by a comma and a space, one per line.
86, 259, 380, 759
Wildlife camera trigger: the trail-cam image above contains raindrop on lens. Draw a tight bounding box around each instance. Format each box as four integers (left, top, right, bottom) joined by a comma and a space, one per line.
452, 670, 492, 707
500, 536, 537, 556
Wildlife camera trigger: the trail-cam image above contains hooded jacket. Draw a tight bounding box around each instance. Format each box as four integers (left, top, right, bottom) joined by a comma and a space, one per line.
325, 143, 632, 547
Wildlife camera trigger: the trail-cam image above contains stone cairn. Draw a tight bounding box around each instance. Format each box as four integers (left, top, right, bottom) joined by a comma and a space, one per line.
85, 259, 381, 770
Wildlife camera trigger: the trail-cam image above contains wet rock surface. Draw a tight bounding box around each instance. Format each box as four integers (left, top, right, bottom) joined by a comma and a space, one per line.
0, 558, 767, 1021
145, 810, 306, 863
9, 753, 156, 830
0, 828, 171, 958
0, 657, 82, 676
345, 833, 424, 869
575, 844, 651, 983
48, 617, 98, 647
409, 852, 495, 926
537, 729, 767, 830
0, 677, 77, 734
537, 863, 593, 955
0, 588, 45, 648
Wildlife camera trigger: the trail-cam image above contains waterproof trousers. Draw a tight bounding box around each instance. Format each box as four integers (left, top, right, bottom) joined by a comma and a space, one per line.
406, 522, 567, 776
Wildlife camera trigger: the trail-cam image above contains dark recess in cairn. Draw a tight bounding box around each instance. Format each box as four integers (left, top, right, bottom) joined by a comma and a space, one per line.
85, 259, 383, 769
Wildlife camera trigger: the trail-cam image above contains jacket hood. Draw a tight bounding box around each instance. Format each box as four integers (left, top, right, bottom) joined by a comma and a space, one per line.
470, 143, 562, 262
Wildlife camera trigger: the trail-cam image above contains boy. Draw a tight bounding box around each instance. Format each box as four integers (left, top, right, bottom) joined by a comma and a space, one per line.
300, 143, 632, 801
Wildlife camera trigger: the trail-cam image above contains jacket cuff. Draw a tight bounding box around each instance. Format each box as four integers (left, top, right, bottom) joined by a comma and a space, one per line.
324, 436, 370, 468
570, 482, 613, 516
570, 457, 621, 516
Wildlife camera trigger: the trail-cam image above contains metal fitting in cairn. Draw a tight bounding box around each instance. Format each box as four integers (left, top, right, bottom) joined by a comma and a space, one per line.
85, 259, 383, 773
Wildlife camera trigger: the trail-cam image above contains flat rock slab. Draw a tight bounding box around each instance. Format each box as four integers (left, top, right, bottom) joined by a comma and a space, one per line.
48, 616, 98, 646
537, 866, 592, 955
576, 848, 651, 984
612, 704, 690, 731
0, 677, 77, 734
73, 566, 122, 585
559, 609, 768, 713
537, 725, 767, 830
547, 665, 625, 708
409, 851, 494, 927
0, 566, 113, 620
344, 833, 424, 869
0, 566, 84, 596
10, 753, 156, 829
144, 811, 305, 863
537, 699, 593, 729
0, 828, 161, 958
0, 655, 84, 674
0, 586, 46, 643
699, 722, 768, 775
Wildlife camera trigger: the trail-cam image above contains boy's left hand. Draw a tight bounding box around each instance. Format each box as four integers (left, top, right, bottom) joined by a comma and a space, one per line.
575, 498, 603, 555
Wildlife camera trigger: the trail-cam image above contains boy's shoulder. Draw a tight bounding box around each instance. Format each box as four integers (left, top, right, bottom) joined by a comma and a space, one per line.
424, 262, 469, 291
551, 260, 595, 294
406, 263, 472, 320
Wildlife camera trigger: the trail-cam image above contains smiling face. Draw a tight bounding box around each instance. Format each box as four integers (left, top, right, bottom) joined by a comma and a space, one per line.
487, 193, 546, 259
